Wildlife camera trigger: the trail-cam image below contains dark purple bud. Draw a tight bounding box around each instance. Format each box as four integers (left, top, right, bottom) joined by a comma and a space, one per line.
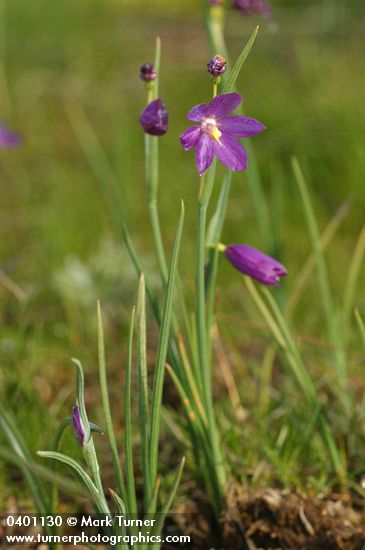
0, 124, 21, 149
207, 54, 227, 78
209, 0, 224, 5
224, 244, 287, 286
140, 63, 157, 83
72, 404, 87, 447
140, 99, 168, 136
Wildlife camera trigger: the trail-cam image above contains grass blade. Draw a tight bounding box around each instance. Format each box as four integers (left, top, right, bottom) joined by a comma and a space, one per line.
97, 300, 127, 503
343, 226, 365, 328
37, 451, 109, 514
149, 201, 185, 490
292, 158, 347, 392
137, 274, 151, 510
151, 457, 185, 542
0, 406, 49, 517
222, 26, 259, 94
0, 445, 85, 498
124, 306, 138, 516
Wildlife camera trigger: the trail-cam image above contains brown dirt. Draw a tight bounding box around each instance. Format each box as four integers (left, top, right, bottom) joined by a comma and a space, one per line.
165, 486, 365, 549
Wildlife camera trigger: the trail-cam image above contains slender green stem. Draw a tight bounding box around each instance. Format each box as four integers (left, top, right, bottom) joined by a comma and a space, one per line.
195, 161, 226, 503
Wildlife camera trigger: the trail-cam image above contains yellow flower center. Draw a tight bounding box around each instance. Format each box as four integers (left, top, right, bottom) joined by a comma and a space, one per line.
201, 117, 222, 143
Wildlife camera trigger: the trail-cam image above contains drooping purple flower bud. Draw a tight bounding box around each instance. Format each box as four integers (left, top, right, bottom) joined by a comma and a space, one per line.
208, 0, 224, 5
207, 55, 227, 78
72, 404, 87, 447
0, 124, 21, 149
140, 63, 157, 83
224, 244, 287, 286
140, 99, 168, 136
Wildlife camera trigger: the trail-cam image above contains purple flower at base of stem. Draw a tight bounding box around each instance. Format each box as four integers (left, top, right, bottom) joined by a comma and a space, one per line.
180, 93, 265, 176
72, 404, 87, 447
0, 124, 21, 149
224, 244, 287, 286
140, 99, 168, 136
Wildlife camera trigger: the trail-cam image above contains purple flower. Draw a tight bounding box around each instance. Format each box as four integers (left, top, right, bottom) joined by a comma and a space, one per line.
180, 93, 265, 176
232, 0, 271, 19
207, 55, 227, 78
224, 244, 287, 286
209, 0, 224, 5
72, 404, 87, 447
140, 99, 168, 136
0, 124, 21, 149
140, 63, 157, 83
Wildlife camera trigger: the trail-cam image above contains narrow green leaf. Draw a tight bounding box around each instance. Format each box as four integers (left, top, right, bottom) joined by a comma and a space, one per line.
124, 306, 138, 516
149, 202, 185, 490
108, 489, 129, 547
152, 457, 185, 540
121, 223, 161, 323
343, 226, 365, 327
292, 157, 347, 392
37, 451, 109, 514
0, 445, 85, 498
97, 300, 127, 503
355, 309, 365, 354
0, 406, 48, 516
147, 476, 161, 516
222, 26, 259, 93
286, 197, 351, 317
137, 274, 151, 510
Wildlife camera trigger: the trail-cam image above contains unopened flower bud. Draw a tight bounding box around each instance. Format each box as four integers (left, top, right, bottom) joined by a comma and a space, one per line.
72, 404, 87, 447
140, 63, 157, 83
208, 0, 224, 5
140, 99, 168, 136
207, 54, 227, 78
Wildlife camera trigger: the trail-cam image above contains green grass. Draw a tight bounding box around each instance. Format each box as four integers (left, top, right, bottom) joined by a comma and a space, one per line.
1, 0, 365, 510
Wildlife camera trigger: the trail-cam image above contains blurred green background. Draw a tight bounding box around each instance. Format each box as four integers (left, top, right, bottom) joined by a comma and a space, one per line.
1, 0, 365, 502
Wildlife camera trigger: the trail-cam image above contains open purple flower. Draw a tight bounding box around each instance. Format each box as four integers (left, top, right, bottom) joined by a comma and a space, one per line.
180, 93, 264, 176
140, 99, 168, 136
0, 124, 21, 149
72, 404, 87, 447
224, 244, 287, 286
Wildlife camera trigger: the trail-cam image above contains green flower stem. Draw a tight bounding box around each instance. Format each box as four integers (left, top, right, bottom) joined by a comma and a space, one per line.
195, 161, 226, 503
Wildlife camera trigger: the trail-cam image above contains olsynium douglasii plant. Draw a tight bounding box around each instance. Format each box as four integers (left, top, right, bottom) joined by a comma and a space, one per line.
2, 2, 365, 546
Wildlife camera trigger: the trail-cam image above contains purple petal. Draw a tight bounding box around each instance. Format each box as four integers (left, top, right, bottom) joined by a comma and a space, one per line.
187, 103, 210, 122
72, 404, 87, 447
140, 99, 168, 136
196, 134, 214, 176
207, 93, 242, 118
180, 126, 201, 151
0, 124, 21, 149
224, 244, 287, 286
213, 133, 247, 171
218, 116, 265, 137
